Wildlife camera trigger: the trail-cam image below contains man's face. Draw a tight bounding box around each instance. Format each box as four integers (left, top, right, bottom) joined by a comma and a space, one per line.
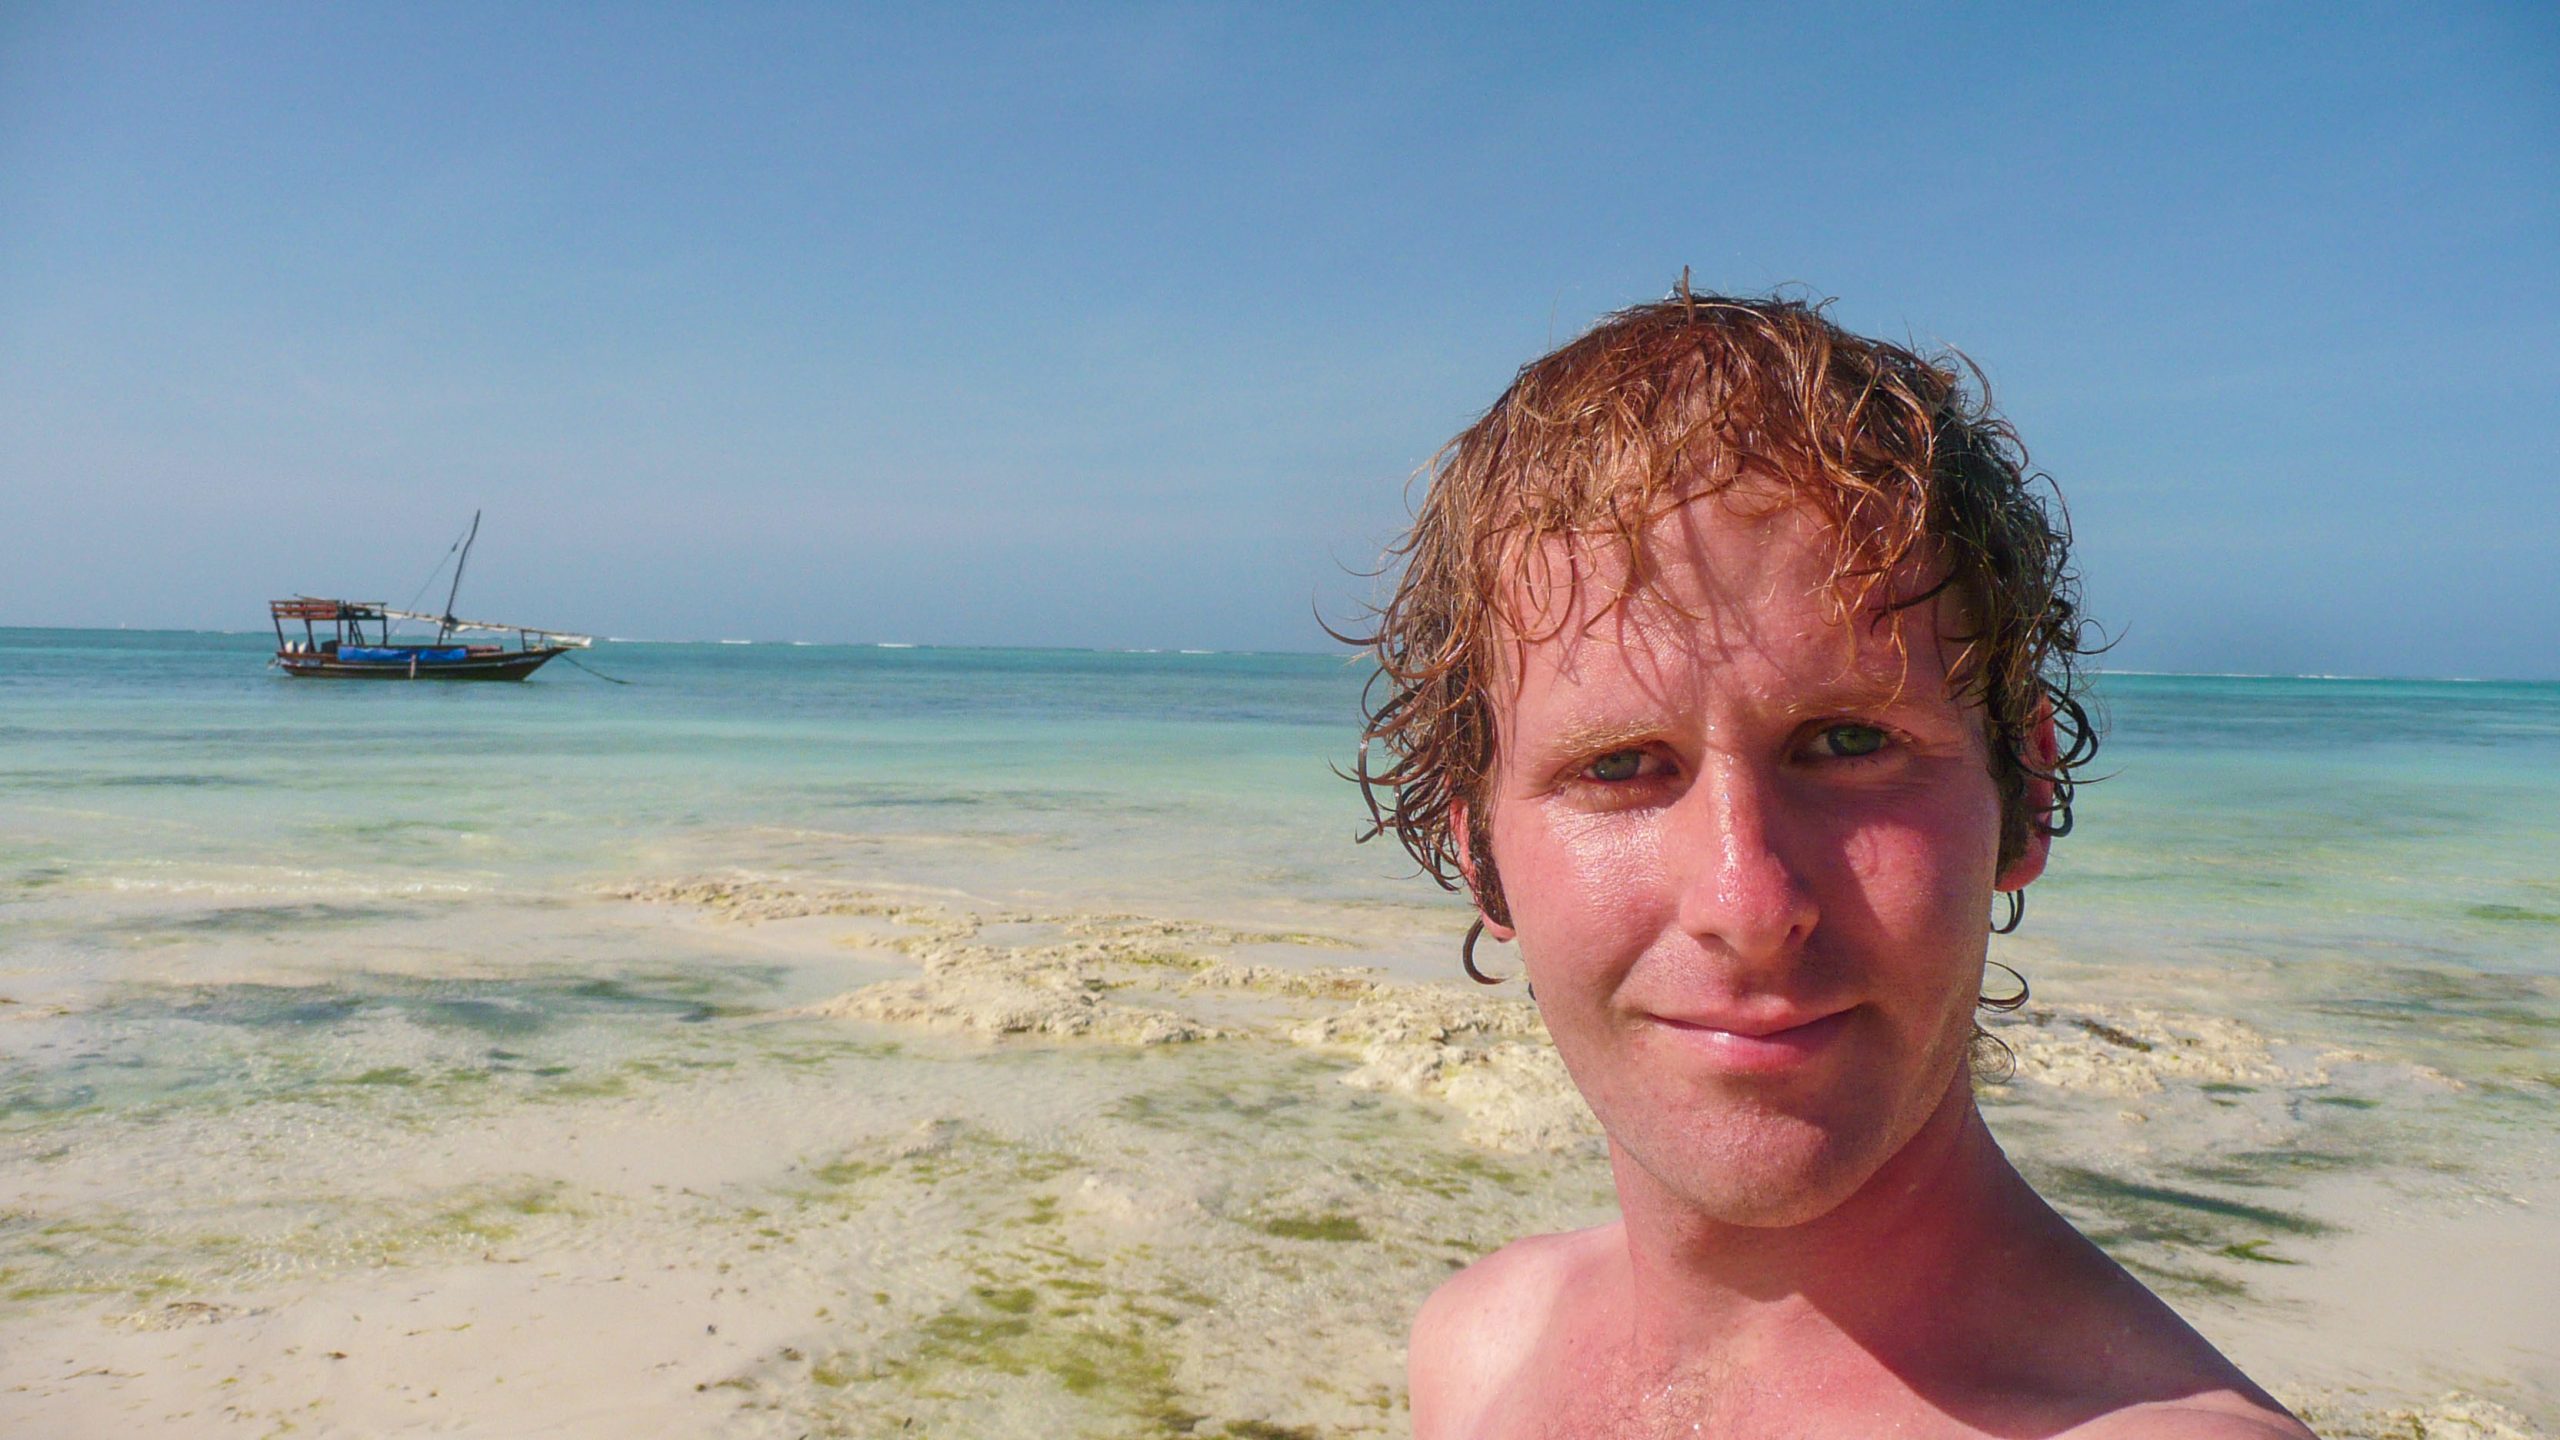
1477, 489, 2044, 1227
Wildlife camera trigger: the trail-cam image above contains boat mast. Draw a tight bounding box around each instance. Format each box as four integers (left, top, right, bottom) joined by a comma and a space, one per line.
439, 510, 481, 644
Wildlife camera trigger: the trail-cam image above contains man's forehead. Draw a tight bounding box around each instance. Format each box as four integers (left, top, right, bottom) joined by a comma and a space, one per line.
1487, 495, 1953, 694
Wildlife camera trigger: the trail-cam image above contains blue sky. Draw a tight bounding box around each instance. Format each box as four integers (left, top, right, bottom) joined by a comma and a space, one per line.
3, 3, 2554, 675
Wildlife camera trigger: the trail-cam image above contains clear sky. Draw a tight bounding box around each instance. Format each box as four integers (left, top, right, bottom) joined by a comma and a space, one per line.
3, 3, 2554, 675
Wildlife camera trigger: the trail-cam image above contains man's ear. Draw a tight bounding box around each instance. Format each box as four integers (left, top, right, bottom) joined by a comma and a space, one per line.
1450, 798, 1515, 941
1996, 702, 2059, 894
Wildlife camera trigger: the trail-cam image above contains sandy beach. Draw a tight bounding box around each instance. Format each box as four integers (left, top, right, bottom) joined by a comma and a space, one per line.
4, 868, 2552, 1438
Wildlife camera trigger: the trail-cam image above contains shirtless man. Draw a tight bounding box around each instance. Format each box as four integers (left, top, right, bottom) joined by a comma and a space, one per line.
1354, 292, 2313, 1439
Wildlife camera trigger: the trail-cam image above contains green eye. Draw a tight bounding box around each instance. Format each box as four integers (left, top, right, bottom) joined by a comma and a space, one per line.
1821, 725, 1888, 758
1588, 749, 1645, 782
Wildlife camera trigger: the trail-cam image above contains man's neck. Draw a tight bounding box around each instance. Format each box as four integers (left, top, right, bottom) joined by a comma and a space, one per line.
1606, 1074, 2043, 1381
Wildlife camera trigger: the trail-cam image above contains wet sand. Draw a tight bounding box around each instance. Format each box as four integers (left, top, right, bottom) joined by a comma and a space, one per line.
2, 875, 2553, 1437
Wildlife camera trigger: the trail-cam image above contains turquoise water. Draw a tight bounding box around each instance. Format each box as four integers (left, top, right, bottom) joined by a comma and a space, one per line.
8, 625, 2554, 1114
7, 628, 2558, 970
0, 628, 1405, 914
2059, 673, 2560, 972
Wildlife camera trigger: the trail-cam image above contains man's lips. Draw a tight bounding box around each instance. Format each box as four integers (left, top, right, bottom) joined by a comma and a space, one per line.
1641, 1005, 1857, 1072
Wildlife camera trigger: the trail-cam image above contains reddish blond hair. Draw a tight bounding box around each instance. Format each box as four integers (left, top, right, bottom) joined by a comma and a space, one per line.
1350, 289, 2098, 928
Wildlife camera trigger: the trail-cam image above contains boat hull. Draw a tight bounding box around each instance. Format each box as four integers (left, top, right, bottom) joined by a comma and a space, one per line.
277, 647, 569, 681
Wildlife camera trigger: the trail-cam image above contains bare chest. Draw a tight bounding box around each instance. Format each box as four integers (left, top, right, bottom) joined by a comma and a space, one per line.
1474, 1344, 1994, 1440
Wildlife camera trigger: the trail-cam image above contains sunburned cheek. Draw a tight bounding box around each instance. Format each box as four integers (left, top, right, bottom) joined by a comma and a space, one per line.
1840, 819, 1964, 888
1837, 778, 2004, 887
1498, 812, 1667, 982
1837, 822, 2003, 1060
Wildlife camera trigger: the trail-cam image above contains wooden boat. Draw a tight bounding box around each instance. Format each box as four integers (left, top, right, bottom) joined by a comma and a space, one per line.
270, 513, 591, 681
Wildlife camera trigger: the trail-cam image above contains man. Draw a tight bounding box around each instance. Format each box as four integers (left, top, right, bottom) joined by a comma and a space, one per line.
1355, 291, 2311, 1439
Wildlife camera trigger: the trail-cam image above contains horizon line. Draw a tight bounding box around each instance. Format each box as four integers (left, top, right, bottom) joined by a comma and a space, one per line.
2, 625, 2556, 687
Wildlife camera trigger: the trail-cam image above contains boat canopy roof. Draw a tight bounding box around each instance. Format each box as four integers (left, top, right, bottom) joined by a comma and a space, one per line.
271, 597, 385, 622
269, 596, 592, 646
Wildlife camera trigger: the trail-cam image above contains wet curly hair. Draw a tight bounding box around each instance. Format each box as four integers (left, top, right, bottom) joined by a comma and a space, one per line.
1348, 287, 2100, 939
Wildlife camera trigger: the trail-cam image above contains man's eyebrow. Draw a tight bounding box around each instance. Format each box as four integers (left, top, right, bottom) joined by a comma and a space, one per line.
1777, 672, 1939, 717
1524, 719, 1667, 757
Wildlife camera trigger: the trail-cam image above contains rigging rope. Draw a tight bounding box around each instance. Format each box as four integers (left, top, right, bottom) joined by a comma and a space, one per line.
394, 527, 472, 637
560, 653, 631, 685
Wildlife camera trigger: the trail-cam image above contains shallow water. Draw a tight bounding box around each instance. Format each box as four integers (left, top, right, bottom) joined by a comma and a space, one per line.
1, 630, 2554, 1435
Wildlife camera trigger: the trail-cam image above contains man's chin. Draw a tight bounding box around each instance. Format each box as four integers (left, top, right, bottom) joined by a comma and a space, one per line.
1604, 1109, 1904, 1230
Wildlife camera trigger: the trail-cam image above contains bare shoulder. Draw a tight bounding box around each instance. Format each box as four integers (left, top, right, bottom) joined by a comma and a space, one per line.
1408, 1223, 1618, 1440
2056, 1393, 2316, 1439
1983, 1191, 2315, 1440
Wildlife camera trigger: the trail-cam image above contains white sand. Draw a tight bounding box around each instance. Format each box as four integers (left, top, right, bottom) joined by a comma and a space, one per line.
2, 876, 2549, 1436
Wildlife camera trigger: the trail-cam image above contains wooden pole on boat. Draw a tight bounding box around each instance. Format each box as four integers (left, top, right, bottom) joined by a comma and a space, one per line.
440, 510, 481, 644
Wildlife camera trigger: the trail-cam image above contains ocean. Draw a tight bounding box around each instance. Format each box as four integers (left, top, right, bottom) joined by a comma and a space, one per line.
2, 628, 2554, 1436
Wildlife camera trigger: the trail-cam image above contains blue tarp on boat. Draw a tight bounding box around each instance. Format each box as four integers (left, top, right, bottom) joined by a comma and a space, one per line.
339, 646, 471, 664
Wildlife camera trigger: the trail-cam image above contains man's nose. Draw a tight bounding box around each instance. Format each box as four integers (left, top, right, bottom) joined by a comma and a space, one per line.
1666, 759, 1819, 966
